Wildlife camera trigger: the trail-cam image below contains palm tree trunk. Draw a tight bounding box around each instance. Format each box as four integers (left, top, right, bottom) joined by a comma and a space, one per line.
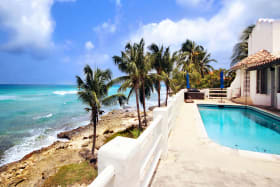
165, 84, 169, 106
142, 84, 147, 126
157, 80, 161, 107
135, 85, 142, 130
91, 109, 97, 156
201, 69, 204, 78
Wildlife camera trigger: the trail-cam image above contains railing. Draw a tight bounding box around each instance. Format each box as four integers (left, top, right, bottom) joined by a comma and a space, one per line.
208, 88, 227, 99
89, 90, 185, 187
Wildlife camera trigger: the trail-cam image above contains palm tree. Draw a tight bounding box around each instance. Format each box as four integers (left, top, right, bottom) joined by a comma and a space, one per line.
148, 44, 164, 107
197, 51, 216, 78
162, 47, 177, 106
112, 39, 144, 130
231, 25, 255, 66
76, 65, 127, 157
126, 76, 154, 127
180, 39, 204, 68
139, 51, 153, 126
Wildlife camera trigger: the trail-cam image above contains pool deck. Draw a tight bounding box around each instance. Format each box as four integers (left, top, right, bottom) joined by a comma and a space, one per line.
150, 100, 280, 187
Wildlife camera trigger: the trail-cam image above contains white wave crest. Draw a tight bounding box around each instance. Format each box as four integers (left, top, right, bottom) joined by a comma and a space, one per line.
33, 113, 53, 120
0, 95, 17, 101
0, 120, 90, 166
53, 90, 77, 95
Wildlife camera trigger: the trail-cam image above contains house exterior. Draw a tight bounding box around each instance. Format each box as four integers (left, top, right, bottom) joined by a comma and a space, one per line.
230, 18, 280, 109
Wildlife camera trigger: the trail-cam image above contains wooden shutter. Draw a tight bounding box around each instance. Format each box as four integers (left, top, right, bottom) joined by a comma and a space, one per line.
261, 69, 267, 94
257, 70, 260, 93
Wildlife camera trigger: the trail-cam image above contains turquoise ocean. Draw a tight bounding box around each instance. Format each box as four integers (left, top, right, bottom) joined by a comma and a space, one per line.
0, 84, 165, 166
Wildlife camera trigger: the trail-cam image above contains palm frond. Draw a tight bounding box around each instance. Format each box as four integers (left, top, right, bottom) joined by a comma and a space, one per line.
102, 93, 128, 106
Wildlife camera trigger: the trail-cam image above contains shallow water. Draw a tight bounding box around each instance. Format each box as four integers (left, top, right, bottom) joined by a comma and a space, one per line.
198, 105, 280, 155
0, 84, 166, 165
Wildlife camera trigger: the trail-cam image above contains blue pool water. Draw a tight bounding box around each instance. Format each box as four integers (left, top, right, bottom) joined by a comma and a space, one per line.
198, 105, 280, 155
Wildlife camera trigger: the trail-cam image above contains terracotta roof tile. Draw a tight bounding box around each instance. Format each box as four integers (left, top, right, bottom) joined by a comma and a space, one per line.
231, 49, 280, 70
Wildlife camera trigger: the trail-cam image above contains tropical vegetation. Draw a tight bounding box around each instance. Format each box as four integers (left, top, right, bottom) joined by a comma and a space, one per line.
76, 65, 127, 157
231, 24, 255, 66
77, 38, 235, 146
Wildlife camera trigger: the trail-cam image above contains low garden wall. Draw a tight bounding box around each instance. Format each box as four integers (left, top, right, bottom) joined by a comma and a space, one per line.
88, 89, 185, 187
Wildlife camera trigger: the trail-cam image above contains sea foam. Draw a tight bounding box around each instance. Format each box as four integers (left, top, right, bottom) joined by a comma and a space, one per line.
33, 113, 53, 120
53, 90, 77, 95
0, 95, 17, 101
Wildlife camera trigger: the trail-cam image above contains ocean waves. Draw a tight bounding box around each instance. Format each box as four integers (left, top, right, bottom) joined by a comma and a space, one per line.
0, 95, 17, 101
0, 119, 90, 166
53, 90, 77, 95
33, 113, 53, 120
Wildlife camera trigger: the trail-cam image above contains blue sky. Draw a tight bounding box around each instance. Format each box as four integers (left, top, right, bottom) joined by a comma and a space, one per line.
0, 0, 280, 84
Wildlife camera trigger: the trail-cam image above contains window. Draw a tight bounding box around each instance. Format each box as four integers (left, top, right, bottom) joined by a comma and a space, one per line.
256, 69, 267, 94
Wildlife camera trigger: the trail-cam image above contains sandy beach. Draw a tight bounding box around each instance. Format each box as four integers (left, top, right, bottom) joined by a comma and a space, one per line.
0, 109, 152, 187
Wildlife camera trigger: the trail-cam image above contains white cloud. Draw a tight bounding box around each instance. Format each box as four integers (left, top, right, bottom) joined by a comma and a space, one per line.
94, 21, 117, 33
0, 0, 75, 56
85, 41, 94, 50
0, 0, 54, 54
130, 0, 280, 67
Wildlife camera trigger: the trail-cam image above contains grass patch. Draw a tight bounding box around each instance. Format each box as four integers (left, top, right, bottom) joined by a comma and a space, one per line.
105, 126, 144, 144
43, 161, 97, 187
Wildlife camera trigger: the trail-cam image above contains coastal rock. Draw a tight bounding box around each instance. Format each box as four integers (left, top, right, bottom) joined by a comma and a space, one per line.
57, 125, 90, 140
0, 108, 152, 186
103, 129, 114, 134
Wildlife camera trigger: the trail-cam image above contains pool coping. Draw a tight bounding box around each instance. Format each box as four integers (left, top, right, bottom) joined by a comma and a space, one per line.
193, 102, 280, 161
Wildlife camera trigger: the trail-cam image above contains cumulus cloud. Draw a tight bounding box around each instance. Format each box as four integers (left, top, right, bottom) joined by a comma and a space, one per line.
85, 41, 94, 50
0, 0, 75, 57
130, 0, 280, 67
0, 0, 55, 55
94, 21, 117, 33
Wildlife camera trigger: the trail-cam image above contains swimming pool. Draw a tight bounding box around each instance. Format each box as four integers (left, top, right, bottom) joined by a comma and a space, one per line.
198, 105, 280, 155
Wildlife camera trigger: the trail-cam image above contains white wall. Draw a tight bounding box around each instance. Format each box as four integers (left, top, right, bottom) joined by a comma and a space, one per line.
273, 20, 280, 54
248, 19, 280, 55
230, 69, 242, 97
249, 69, 271, 106
277, 94, 280, 109
90, 90, 185, 187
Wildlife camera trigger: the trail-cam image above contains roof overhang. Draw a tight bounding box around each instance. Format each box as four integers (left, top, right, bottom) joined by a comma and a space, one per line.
247, 58, 280, 71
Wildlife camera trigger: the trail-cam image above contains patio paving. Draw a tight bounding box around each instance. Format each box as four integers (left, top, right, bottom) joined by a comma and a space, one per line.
150, 101, 280, 187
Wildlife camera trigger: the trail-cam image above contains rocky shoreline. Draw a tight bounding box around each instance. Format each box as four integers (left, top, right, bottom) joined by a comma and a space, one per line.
0, 109, 152, 187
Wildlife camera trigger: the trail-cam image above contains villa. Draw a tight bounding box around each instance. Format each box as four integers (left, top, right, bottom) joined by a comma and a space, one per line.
230, 19, 280, 108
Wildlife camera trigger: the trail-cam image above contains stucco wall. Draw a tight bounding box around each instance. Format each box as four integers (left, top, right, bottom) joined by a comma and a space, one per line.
230, 69, 241, 97
277, 94, 280, 109
249, 20, 273, 55
249, 69, 271, 106
248, 19, 280, 55
273, 21, 280, 53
